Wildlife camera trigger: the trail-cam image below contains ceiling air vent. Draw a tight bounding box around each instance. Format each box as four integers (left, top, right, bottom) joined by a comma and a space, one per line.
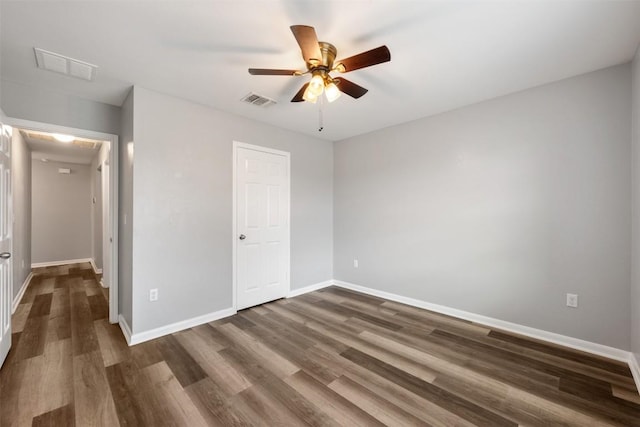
34, 48, 98, 81
241, 92, 276, 108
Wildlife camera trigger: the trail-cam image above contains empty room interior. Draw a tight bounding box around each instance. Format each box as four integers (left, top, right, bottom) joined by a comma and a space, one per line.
1, 1, 640, 426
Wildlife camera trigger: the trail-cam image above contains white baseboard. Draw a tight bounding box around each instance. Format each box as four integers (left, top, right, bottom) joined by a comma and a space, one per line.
332, 280, 633, 363
118, 314, 133, 345
287, 280, 333, 298
629, 353, 640, 392
124, 307, 236, 346
12, 272, 33, 313
89, 258, 102, 275
31, 258, 93, 268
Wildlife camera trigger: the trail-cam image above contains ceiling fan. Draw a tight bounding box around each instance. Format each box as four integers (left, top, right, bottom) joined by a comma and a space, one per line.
248, 25, 391, 104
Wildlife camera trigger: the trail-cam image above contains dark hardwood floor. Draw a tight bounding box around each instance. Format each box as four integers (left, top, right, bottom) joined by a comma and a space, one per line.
1, 263, 639, 426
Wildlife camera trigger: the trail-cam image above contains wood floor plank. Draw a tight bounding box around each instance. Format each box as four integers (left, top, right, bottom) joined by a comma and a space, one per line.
105, 358, 175, 427
37, 339, 74, 416
87, 294, 109, 320
613, 384, 640, 404
341, 346, 517, 426
329, 374, 432, 426
28, 293, 53, 319
175, 329, 252, 396
185, 377, 233, 424
73, 350, 119, 427
31, 403, 75, 427
12, 315, 49, 361
141, 361, 209, 426
94, 318, 131, 367
0, 355, 44, 426
216, 323, 300, 379
70, 290, 99, 356
232, 383, 308, 426
489, 330, 633, 377
156, 334, 208, 388
11, 302, 32, 333
284, 370, 387, 427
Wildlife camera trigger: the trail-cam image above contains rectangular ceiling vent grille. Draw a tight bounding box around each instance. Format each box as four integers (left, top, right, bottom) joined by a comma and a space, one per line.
34, 48, 98, 81
241, 92, 276, 108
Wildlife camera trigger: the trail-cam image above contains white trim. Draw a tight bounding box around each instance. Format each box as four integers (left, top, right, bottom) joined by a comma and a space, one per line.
629, 353, 640, 392
287, 280, 333, 298
89, 258, 102, 275
5, 117, 119, 325
12, 272, 33, 313
232, 141, 291, 311
118, 314, 133, 345
333, 280, 632, 363
31, 258, 93, 268
125, 308, 236, 346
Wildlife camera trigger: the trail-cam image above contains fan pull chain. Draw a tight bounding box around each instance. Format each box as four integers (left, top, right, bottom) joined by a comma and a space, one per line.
318, 94, 324, 132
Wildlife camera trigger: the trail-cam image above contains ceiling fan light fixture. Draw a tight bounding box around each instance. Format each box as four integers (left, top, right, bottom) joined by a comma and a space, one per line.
325, 81, 341, 103
308, 73, 325, 97
302, 87, 319, 103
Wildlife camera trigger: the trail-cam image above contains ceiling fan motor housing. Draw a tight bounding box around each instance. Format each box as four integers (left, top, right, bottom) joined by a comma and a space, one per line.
309, 42, 337, 71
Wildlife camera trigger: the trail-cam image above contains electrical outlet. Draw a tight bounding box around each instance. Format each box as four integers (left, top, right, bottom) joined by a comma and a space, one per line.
353, 259, 359, 268
566, 293, 578, 308
149, 288, 158, 302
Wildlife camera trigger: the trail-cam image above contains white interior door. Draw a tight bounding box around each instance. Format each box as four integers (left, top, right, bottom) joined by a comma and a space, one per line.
0, 122, 13, 368
101, 154, 111, 289
235, 143, 289, 310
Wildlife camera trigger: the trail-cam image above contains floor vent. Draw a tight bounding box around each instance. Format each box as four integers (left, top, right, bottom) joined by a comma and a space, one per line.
241, 92, 276, 108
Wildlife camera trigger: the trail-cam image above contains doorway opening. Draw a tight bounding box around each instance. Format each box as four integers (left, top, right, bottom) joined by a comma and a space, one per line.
8, 118, 119, 324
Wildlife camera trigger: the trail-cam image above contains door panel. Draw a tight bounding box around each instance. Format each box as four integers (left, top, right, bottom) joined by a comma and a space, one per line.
0, 122, 13, 368
236, 145, 289, 310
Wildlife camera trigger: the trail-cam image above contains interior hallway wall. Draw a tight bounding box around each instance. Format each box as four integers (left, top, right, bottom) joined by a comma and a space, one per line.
31, 160, 92, 264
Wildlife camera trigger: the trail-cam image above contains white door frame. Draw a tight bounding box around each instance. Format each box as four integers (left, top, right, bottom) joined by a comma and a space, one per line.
5, 117, 120, 324
232, 141, 290, 311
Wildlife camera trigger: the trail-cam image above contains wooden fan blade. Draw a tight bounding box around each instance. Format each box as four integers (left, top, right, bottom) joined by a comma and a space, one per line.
334, 78, 368, 99
249, 68, 299, 76
335, 46, 391, 72
290, 25, 322, 64
291, 83, 309, 102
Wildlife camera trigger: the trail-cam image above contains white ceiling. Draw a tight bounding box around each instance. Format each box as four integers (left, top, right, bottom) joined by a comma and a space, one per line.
2, 1, 640, 141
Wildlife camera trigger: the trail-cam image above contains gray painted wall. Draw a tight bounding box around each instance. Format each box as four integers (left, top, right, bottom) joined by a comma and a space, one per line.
119, 89, 134, 328
11, 130, 31, 300
31, 160, 92, 264
90, 154, 103, 270
632, 47, 640, 363
0, 80, 121, 135
130, 86, 333, 333
334, 64, 632, 350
